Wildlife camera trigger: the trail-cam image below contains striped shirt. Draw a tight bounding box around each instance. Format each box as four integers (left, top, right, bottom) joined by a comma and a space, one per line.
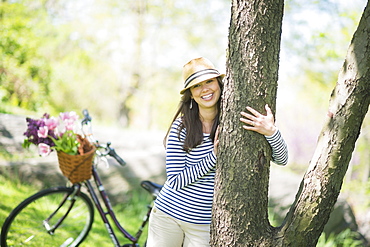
154, 118, 288, 224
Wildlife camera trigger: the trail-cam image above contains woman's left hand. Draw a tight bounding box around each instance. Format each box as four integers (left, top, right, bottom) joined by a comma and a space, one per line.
240, 104, 276, 136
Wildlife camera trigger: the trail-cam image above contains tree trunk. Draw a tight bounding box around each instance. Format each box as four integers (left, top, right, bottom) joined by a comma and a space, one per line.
211, 0, 370, 246
211, 0, 284, 246
278, 2, 370, 246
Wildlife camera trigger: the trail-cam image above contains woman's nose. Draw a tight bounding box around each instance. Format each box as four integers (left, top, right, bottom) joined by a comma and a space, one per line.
201, 85, 210, 91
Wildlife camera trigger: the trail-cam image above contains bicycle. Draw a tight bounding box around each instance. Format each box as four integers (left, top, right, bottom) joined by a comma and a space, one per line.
0, 109, 163, 247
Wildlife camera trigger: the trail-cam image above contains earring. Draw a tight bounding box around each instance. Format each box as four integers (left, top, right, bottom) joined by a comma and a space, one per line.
190, 99, 193, 109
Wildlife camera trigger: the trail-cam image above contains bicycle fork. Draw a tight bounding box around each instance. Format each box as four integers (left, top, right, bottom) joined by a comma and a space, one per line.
42, 185, 82, 235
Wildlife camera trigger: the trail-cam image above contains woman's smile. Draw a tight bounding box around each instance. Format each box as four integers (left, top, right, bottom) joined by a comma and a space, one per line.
190, 78, 221, 110
201, 93, 214, 100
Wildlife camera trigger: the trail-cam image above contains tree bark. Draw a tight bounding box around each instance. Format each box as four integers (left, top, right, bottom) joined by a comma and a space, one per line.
278, 2, 370, 246
212, 0, 370, 246
211, 0, 284, 246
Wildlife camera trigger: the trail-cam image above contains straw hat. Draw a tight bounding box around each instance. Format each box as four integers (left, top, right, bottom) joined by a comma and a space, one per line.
180, 57, 225, 94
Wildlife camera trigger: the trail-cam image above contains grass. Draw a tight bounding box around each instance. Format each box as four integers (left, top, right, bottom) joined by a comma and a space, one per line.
317, 229, 365, 247
0, 173, 151, 247
1, 173, 365, 247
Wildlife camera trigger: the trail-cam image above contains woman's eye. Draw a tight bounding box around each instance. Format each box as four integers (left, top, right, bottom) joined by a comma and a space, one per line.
193, 84, 200, 88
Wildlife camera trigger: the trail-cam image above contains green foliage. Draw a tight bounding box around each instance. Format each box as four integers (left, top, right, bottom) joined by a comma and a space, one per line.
0, 172, 150, 246
282, 0, 364, 93
279, 0, 370, 214
0, 0, 230, 129
50, 131, 79, 155
268, 209, 366, 247
0, 2, 52, 113
317, 229, 365, 247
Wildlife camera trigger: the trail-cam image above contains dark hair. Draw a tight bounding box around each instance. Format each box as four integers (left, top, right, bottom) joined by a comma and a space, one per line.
164, 77, 223, 152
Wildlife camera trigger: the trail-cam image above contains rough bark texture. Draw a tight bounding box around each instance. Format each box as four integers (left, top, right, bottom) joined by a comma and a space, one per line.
212, 0, 370, 246
278, 2, 370, 246
211, 0, 284, 246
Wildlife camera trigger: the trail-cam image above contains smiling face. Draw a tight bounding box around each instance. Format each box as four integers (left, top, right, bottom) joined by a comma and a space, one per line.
190, 78, 221, 111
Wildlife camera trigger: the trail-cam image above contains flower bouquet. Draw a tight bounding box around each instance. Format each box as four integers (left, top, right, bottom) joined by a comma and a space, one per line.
23, 111, 95, 183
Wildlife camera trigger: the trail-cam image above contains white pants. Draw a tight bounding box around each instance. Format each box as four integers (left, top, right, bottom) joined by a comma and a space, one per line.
146, 205, 210, 247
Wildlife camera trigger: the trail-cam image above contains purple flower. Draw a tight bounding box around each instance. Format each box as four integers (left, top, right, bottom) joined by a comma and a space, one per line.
24, 118, 45, 146
23, 116, 57, 148
24, 111, 80, 156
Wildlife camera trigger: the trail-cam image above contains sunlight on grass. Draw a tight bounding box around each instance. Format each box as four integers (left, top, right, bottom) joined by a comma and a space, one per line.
0, 174, 39, 222
82, 191, 152, 247
0, 174, 151, 247
2, 173, 363, 247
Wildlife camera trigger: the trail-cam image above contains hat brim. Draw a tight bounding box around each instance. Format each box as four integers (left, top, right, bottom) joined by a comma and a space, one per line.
180, 74, 225, 94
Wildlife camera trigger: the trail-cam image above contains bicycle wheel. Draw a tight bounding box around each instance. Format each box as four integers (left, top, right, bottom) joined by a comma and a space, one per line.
1, 186, 94, 247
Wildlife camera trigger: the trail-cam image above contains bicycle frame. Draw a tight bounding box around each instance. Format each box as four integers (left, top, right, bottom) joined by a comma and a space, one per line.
78, 111, 155, 246
40, 163, 153, 247
83, 164, 153, 247
1, 109, 159, 247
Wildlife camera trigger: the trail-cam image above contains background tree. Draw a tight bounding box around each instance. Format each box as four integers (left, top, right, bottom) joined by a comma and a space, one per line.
0, 3, 52, 111
0, 0, 230, 128
1, 0, 369, 243
211, 0, 369, 246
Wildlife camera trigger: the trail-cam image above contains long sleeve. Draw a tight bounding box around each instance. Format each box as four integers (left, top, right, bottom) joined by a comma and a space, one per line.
265, 129, 288, 165
155, 119, 216, 224
165, 119, 216, 190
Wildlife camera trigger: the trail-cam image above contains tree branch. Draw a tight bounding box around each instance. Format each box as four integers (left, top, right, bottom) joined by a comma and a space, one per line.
279, 2, 370, 245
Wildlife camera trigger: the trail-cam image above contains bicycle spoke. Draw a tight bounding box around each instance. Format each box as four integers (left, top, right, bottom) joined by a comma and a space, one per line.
1, 187, 94, 247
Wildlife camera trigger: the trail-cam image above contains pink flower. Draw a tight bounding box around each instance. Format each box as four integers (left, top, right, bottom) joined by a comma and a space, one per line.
60, 111, 78, 131
37, 126, 49, 138
38, 143, 51, 157
64, 119, 76, 131
59, 111, 79, 122
24, 111, 81, 157
44, 117, 59, 130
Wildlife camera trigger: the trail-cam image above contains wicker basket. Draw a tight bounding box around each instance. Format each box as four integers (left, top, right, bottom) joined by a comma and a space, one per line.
57, 146, 96, 184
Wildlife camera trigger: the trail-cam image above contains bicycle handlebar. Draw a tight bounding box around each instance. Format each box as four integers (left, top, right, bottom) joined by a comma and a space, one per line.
107, 144, 126, 166
81, 109, 126, 166
81, 109, 92, 125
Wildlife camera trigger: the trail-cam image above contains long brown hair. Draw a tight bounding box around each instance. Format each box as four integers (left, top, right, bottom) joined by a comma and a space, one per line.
164, 77, 223, 152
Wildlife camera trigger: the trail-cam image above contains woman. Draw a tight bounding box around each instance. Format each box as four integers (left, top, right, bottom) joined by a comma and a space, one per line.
147, 57, 288, 247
